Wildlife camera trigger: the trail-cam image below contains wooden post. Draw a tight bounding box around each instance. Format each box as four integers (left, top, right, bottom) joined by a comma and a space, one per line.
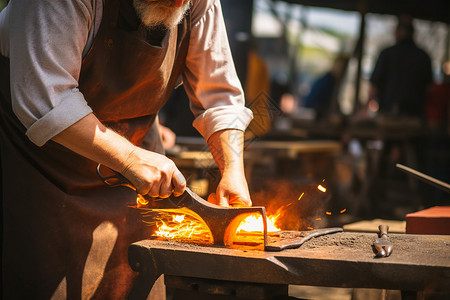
353, 0, 367, 115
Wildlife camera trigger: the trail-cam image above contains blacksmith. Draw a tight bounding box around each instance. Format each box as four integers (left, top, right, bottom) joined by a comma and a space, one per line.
0, 0, 253, 298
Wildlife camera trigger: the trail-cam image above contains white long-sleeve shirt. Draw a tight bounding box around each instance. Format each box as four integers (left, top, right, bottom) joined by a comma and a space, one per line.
0, 0, 252, 146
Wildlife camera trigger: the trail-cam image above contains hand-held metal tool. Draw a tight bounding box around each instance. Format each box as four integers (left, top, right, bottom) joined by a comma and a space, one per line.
373, 224, 393, 258
96, 164, 268, 248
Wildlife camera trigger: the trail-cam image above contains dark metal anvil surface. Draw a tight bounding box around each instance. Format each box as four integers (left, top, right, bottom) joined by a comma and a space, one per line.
127, 232, 450, 300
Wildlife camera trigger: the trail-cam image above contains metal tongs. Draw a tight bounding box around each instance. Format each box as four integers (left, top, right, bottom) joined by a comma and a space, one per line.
96, 164, 268, 247
373, 224, 393, 258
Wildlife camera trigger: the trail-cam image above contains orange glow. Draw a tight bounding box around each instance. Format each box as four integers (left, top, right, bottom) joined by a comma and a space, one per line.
317, 185, 327, 193
230, 205, 296, 249
236, 213, 281, 234
136, 201, 293, 249
307, 227, 314, 230
326, 211, 331, 215
141, 207, 213, 245
228, 211, 283, 250
315, 218, 322, 221
136, 195, 149, 208
173, 214, 185, 223
340, 209, 347, 214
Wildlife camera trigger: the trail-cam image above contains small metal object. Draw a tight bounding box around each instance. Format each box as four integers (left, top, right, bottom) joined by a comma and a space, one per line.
373, 225, 393, 258
96, 164, 137, 190
265, 227, 343, 251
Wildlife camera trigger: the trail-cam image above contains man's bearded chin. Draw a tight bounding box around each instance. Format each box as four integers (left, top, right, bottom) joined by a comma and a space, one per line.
133, 0, 191, 29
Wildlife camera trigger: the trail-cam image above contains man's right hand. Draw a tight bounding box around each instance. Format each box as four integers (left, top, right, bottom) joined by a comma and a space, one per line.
52, 113, 186, 199
121, 147, 186, 198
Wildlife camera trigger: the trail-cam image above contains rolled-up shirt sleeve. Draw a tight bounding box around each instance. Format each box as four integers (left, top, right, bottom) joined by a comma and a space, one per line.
8, 0, 94, 146
183, 0, 253, 141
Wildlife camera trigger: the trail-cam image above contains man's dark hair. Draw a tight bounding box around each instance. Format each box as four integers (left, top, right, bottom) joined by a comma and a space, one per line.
396, 14, 415, 39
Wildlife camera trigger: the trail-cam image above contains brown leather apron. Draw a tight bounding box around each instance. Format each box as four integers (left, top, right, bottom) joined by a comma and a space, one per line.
0, 0, 191, 298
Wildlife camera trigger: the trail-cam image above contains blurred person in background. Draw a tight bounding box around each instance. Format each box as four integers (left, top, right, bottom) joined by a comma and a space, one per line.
424, 63, 450, 204
303, 55, 348, 121
368, 14, 433, 120
244, 41, 272, 139
366, 14, 435, 212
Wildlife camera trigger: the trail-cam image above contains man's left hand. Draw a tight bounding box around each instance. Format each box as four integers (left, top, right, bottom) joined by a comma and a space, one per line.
206, 129, 252, 207
208, 172, 252, 207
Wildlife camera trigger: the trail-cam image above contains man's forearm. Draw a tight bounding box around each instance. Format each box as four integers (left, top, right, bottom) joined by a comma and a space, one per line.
206, 129, 251, 207
52, 113, 135, 174
207, 129, 245, 176
51, 113, 186, 197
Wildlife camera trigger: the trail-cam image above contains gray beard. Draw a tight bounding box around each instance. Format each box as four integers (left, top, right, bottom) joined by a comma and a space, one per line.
133, 0, 191, 29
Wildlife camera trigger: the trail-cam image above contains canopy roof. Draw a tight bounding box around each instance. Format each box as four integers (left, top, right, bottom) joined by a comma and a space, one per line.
277, 0, 450, 24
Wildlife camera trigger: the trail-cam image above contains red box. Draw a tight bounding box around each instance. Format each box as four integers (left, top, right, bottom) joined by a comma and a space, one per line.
406, 206, 450, 235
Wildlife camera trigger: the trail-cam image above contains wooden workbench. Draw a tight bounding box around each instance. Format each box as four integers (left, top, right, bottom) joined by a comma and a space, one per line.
246, 140, 342, 159
127, 232, 450, 299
